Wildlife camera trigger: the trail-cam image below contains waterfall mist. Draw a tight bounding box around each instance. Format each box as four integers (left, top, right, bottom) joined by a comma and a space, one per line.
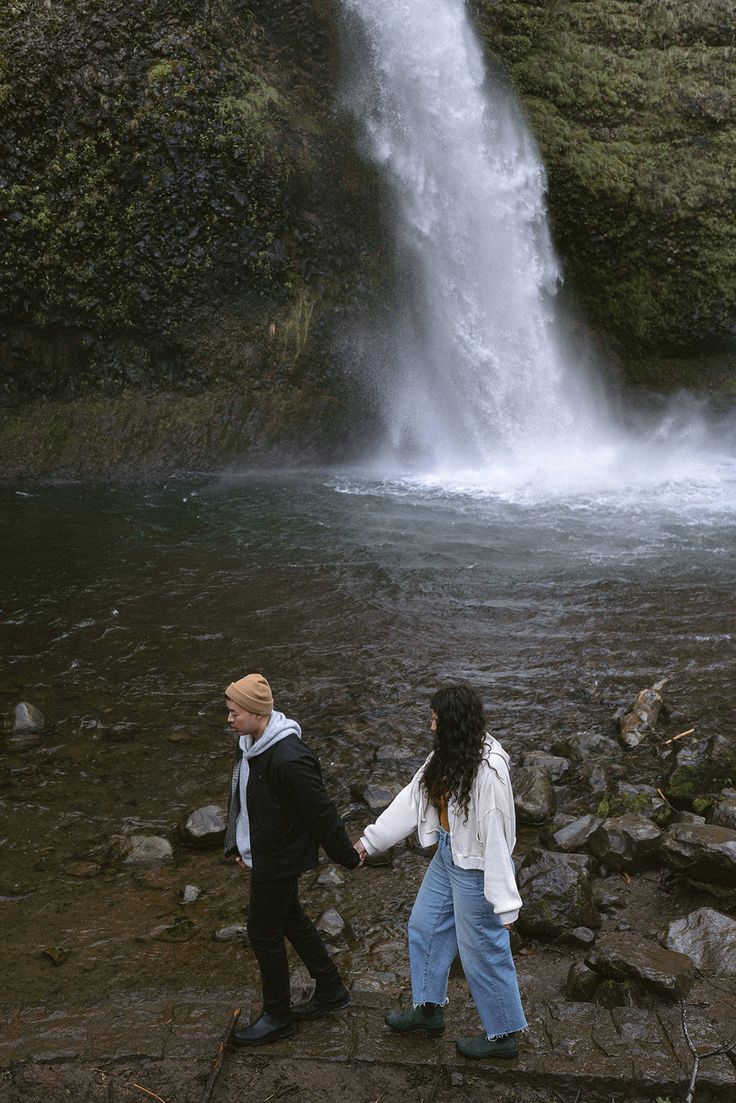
337, 0, 735, 498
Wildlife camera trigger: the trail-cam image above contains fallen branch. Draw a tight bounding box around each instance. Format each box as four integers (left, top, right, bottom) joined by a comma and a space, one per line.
199, 1006, 241, 1103
681, 1001, 736, 1103
132, 1085, 169, 1103
664, 727, 696, 746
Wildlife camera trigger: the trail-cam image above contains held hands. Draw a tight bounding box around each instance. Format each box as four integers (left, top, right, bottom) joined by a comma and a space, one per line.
353, 839, 368, 864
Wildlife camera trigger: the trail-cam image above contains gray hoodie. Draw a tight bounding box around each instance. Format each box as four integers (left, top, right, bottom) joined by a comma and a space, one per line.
236, 709, 302, 866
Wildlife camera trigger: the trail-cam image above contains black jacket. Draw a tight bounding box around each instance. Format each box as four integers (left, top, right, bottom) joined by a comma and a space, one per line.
224, 733, 360, 880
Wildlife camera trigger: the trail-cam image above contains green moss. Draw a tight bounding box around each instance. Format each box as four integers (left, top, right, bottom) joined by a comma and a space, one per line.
147, 59, 179, 85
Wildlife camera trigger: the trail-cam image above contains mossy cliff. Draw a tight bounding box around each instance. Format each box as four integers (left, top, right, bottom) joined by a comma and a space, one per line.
471, 0, 736, 387
1, 0, 734, 474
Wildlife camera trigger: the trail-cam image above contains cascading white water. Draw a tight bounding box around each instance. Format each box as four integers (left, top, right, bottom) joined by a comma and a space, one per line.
339, 0, 614, 474
337, 0, 736, 491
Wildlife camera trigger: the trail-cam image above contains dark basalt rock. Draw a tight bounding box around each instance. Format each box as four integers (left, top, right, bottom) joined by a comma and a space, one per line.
517, 849, 600, 940
180, 804, 227, 847
588, 814, 662, 872
513, 765, 557, 825
585, 932, 695, 1001
662, 822, 736, 886
662, 907, 736, 977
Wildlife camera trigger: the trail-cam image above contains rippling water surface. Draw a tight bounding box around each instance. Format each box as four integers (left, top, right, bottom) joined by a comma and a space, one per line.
3, 467, 734, 758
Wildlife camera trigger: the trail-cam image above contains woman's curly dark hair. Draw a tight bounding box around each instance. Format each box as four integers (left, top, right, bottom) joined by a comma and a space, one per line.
420, 685, 487, 821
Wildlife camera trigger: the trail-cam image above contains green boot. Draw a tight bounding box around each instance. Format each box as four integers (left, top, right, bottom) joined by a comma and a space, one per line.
385, 1003, 445, 1034
455, 1032, 519, 1059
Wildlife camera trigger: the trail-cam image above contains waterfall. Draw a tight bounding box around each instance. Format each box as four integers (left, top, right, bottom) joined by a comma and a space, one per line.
338, 0, 616, 475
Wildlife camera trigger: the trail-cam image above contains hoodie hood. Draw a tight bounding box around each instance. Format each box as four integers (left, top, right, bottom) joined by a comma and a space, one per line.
239, 709, 301, 759
483, 733, 511, 780
235, 710, 301, 867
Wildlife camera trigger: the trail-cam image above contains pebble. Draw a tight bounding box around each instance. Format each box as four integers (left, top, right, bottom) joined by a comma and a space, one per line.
214, 924, 247, 941
181, 884, 202, 904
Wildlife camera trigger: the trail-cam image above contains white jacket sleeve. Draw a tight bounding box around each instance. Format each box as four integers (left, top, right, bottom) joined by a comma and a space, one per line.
481, 807, 522, 925
360, 774, 422, 855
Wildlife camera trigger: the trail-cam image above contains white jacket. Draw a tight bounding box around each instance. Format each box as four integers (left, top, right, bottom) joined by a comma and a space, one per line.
360, 735, 522, 925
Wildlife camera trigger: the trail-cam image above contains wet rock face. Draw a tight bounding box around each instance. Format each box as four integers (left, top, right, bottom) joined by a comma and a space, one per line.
551, 730, 619, 762
513, 765, 557, 825
180, 804, 227, 847
662, 907, 736, 977
588, 814, 663, 872
662, 822, 736, 886
517, 849, 600, 940
585, 933, 695, 1001
351, 780, 404, 816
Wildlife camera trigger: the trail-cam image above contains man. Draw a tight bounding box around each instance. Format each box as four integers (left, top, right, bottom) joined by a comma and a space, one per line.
223, 672, 360, 1045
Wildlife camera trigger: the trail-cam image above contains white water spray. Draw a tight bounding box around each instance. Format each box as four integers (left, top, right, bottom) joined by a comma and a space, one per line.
338, 0, 734, 496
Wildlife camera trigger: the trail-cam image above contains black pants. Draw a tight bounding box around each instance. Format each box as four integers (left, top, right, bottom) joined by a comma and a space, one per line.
247, 874, 339, 1017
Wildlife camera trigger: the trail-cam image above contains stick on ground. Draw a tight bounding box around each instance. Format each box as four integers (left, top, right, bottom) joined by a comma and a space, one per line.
199, 1006, 241, 1103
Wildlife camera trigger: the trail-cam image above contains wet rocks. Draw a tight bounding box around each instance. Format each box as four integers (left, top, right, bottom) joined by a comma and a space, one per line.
662, 907, 736, 976
213, 924, 247, 941
709, 797, 736, 831
617, 678, 667, 748
317, 866, 345, 887
180, 804, 226, 847
588, 814, 662, 871
666, 734, 736, 810
551, 730, 619, 762
181, 884, 202, 904
553, 814, 603, 853
517, 850, 600, 940
316, 907, 348, 941
109, 834, 173, 865
585, 932, 695, 1001
148, 917, 196, 943
513, 765, 557, 824
351, 780, 403, 816
662, 822, 736, 886
520, 750, 571, 783
567, 960, 599, 1001
10, 701, 46, 734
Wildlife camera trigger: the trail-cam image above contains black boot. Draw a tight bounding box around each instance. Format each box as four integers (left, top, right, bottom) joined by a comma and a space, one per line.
232, 1010, 295, 1046
291, 977, 351, 1020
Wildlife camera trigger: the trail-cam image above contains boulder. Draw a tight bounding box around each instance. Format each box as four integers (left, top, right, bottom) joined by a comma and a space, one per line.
520, 751, 570, 783
662, 823, 736, 886
180, 803, 227, 847
513, 765, 556, 824
351, 779, 403, 815
588, 814, 662, 871
517, 850, 600, 940
617, 678, 667, 748
585, 933, 695, 1000
566, 960, 599, 1001
709, 799, 736, 831
110, 834, 173, 865
551, 730, 619, 762
666, 734, 736, 810
662, 908, 736, 977
553, 814, 603, 854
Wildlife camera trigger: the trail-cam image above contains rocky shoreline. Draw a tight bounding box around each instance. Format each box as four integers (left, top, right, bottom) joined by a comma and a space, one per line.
4, 681, 736, 1100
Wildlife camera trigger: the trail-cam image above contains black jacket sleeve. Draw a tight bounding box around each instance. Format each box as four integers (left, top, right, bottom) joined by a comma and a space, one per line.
273, 744, 360, 870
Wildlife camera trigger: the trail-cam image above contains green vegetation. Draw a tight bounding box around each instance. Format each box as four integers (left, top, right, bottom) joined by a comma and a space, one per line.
471, 0, 736, 383
0, 0, 734, 472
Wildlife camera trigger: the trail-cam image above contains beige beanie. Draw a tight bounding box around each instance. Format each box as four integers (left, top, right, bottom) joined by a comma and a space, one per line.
225, 673, 273, 715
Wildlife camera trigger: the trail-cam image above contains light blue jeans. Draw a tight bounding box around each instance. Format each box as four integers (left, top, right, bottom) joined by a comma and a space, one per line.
408, 827, 527, 1038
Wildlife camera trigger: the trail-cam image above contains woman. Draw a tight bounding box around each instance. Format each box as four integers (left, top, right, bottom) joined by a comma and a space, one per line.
355, 685, 527, 1059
